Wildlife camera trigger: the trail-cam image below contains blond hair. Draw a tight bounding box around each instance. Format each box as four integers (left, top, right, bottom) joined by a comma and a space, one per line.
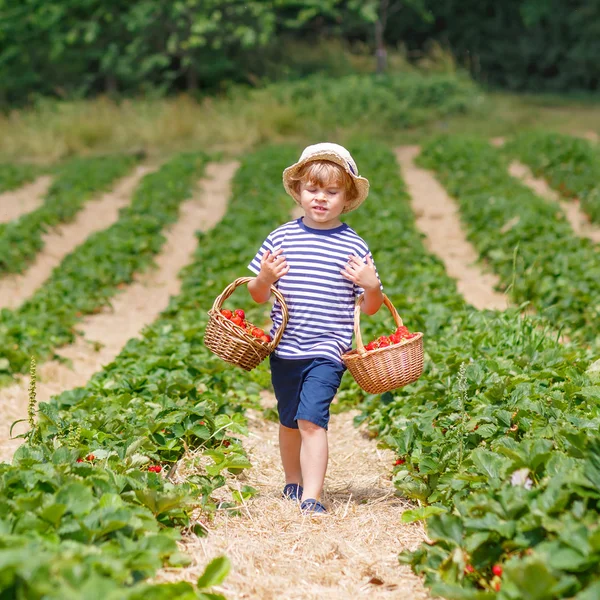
289, 160, 358, 203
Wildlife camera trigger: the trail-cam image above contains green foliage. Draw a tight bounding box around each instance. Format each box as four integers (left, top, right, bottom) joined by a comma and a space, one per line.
261, 72, 479, 130
0, 152, 206, 378
0, 155, 138, 274
345, 140, 600, 599
505, 132, 600, 224
418, 136, 600, 340
0, 0, 374, 102
382, 0, 600, 92
0, 163, 41, 193
0, 146, 302, 597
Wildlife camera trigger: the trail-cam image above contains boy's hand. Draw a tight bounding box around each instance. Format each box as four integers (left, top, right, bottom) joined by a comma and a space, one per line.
340, 254, 379, 290
258, 248, 289, 284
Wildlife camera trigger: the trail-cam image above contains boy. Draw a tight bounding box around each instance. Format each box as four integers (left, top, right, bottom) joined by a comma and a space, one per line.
247, 143, 383, 514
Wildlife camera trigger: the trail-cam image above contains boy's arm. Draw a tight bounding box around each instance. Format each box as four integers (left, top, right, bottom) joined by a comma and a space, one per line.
340, 253, 384, 315
248, 249, 289, 304
361, 281, 384, 316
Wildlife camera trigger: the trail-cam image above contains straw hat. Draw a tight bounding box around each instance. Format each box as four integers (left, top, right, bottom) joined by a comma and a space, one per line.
282, 143, 370, 214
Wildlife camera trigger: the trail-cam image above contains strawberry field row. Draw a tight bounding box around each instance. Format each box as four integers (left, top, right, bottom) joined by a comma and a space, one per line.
0, 155, 138, 275
0, 162, 41, 194
344, 141, 600, 599
0, 148, 298, 598
0, 153, 207, 382
505, 132, 600, 224
418, 136, 600, 341
1, 148, 301, 598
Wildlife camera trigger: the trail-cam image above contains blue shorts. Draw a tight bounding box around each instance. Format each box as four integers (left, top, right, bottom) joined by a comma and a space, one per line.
270, 355, 346, 431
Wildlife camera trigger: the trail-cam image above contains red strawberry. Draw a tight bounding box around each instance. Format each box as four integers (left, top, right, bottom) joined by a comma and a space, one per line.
365, 341, 378, 351
396, 326, 410, 337
389, 333, 402, 345
492, 565, 503, 577
395, 458, 405, 465
378, 336, 391, 348
220, 309, 232, 319
231, 315, 243, 327
234, 309, 245, 320
222, 440, 231, 447
76, 458, 84, 463
148, 465, 162, 473
464, 564, 475, 574
260, 335, 271, 343
86, 454, 95, 461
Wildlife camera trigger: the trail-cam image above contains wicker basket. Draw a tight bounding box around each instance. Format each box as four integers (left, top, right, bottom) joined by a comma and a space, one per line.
342, 294, 424, 394
204, 276, 288, 371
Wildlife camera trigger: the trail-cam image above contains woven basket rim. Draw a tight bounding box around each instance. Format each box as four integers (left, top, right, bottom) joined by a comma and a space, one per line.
342, 331, 423, 361
207, 308, 274, 349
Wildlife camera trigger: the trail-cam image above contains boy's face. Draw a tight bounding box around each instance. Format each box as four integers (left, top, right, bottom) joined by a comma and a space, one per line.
299, 179, 347, 229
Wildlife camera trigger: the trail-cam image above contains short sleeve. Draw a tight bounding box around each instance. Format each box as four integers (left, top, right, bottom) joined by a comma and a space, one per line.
354, 250, 383, 298
248, 234, 276, 275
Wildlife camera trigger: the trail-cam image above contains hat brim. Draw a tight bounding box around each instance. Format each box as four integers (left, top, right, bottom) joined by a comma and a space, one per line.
282, 150, 370, 214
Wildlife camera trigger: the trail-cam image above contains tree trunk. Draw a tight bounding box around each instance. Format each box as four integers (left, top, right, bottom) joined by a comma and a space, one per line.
186, 65, 198, 91
375, 18, 387, 74
105, 73, 118, 95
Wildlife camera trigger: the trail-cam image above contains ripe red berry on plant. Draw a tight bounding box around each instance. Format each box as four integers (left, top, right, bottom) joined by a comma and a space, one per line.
364, 324, 418, 352
492, 565, 503, 577
148, 465, 162, 473
220, 308, 272, 343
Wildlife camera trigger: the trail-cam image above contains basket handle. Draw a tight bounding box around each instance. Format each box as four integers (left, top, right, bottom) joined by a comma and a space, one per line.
353, 293, 404, 356
210, 276, 289, 348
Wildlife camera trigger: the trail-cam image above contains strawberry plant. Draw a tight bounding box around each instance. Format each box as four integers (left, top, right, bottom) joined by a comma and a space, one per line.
0, 154, 138, 275
418, 136, 600, 341
505, 132, 600, 224
344, 140, 600, 599
0, 152, 207, 380
0, 147, 299, 597
0, 162, 41, 193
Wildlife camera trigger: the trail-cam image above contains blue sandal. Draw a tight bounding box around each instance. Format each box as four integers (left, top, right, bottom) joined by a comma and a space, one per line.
300, 498, 327, 514
282, 483, 303, 501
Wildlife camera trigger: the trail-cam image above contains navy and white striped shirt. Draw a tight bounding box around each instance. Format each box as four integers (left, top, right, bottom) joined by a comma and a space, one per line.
248, 218, 381, 363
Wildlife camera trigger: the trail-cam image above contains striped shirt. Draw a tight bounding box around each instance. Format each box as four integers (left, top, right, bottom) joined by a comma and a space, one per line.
248, 218, 381, 363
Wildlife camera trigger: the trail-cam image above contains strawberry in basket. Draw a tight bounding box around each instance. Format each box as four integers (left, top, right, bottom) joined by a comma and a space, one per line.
220, 308, 271, 344
364, 324, 418, 352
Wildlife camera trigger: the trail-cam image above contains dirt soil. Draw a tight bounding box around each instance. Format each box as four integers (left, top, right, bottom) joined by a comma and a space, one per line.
0, 175, 53, 224
508, 161, 600, 245
0, 165, 155, 310
158, 393, 433, 600
0, 161, 237, 462
396, 146, 509, 311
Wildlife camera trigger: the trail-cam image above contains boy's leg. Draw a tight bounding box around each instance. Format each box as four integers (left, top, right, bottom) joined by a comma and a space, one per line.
297, 419, 328, 501
279, 424, 303, 485
294, 358, 346, 503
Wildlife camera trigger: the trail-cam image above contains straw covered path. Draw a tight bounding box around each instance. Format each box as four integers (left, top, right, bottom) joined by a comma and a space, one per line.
0, 161, 236, 462
0, 165, 155, 310
396, 146, 508, 311
0, 175, 53, 224
159, 392, 433, 599
507, 161, 600, 245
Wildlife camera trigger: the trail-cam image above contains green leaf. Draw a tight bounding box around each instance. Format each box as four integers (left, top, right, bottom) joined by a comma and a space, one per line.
504, 559, 559, 600
427, 514, 463, 546
470, 448, 505, 480
56, 482, 96, 516
197, 556, 230, 589
401, 505, 447, 523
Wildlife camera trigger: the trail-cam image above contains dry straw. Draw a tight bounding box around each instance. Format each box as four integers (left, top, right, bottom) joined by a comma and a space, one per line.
204, 277, 289, 371
342, 294, 424, 394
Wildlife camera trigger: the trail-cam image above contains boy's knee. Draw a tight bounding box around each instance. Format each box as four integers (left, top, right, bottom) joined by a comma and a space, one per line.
297, 419, 325, 433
